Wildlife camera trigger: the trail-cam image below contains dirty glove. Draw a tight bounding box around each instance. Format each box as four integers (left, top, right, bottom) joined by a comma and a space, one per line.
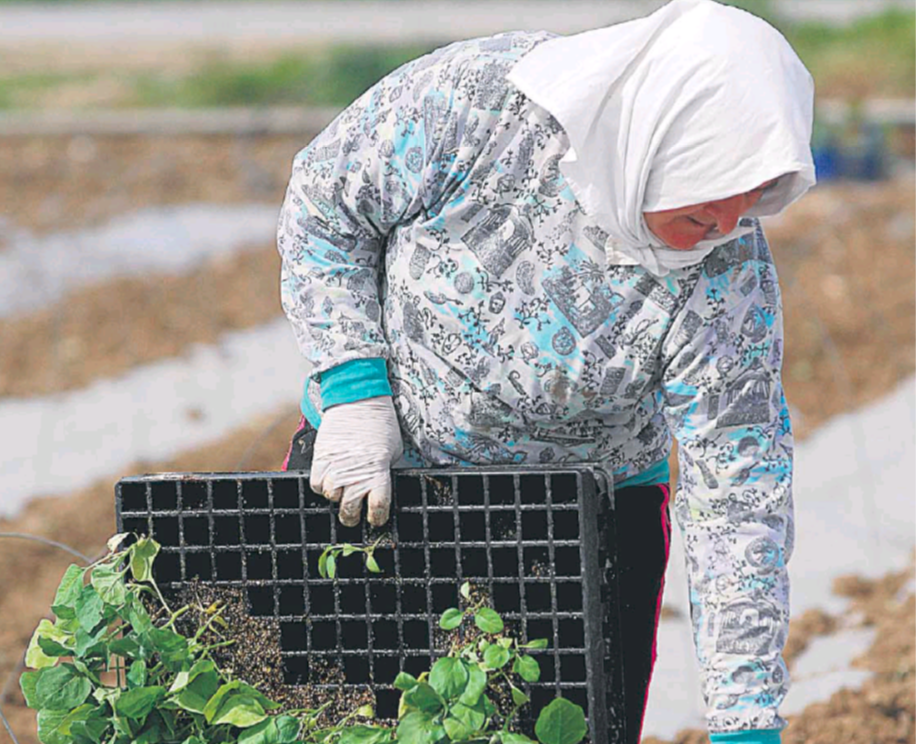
309, 396, 403, 527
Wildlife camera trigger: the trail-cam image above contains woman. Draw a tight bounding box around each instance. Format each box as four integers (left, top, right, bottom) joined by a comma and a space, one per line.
277, 1, 815, 742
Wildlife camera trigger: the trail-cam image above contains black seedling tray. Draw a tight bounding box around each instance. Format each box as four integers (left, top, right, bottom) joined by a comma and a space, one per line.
116, 466, 625, 743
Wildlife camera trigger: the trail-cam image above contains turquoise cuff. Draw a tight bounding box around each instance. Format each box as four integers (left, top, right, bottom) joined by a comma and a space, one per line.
710, 730, 781, 744
300, 385, 322, 430
318, 358, 392, 411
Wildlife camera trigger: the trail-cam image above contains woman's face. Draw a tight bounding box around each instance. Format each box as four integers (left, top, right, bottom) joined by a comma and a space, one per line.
643, 179, 777, 250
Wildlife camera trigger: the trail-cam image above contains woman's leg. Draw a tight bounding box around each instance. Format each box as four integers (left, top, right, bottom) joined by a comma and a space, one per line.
613, 484, 672, 743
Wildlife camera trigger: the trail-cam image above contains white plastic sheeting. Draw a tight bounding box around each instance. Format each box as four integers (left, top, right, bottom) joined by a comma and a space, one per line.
0, 203, 278, 317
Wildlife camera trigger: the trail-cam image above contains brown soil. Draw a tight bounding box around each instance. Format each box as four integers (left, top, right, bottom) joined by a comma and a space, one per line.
768, 179, 916, 440
0, 134, 912, 743
0, 247, 281, 398
0, 134, 306, 237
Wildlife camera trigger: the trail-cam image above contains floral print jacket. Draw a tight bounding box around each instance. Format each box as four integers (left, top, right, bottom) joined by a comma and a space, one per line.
277, 31, 794, 734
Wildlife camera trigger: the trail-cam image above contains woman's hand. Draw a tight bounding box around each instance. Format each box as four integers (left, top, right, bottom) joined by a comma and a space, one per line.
309, 396, 404, 527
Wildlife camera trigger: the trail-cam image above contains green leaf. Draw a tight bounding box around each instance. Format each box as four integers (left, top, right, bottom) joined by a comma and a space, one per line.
337, 725, 393, 744
126, 660, 147, 689
108, 636, 141, 660
147, 627, 189, 670
275, 715, 305, 743
442, 716, 472, 740
134, 710, 173, 744
396, 711, 440, 744
318, 551, 329, 578
402, 681, 444, 714
513, 655, 541, 683
449, 700, 486, 732
107, 533, 131, 553
129, 538, 160, 583
70, 709, 110, 744
209, 693, 268, 727
115, 686, 165, 722
393, 672, 419, 691
20, 670, 42, 709
51, 565, 86, 619
510, 686, 529, 707
45, 706, 107, 744
521, 638, 549, 650
458, 662, 487, 706
502, 734, 537, 744
75, 584, 104, 632
203, 681, 276, 726
37, 636, 71, 658
482, 644, 510, 670
474, 608, 504, 634
26, 619, 73, 669
341, 544, 358, 557
326, 553, 337, 579
439, 608, 463, 631
460, 581, 472, 601
126, 596, 154, 635
91, 565, 128, 607
71, 659, 102, 687
169, 658, 216, 694
175, 670, 220, 714
93, 686, 121, 706
35, 664, 92, 710
74, 623, 108, 658
36, 708, 70, 744
534, 698, 588, 744
429, 657, 468, 700
239, 717, 295, 744
365, 554, 382, 573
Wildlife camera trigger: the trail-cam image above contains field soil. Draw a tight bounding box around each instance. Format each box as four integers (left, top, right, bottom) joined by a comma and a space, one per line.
0, 134, 913, 743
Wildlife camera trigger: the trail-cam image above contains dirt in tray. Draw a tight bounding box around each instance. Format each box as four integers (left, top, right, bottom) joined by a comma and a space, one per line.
172, 582, 376, 725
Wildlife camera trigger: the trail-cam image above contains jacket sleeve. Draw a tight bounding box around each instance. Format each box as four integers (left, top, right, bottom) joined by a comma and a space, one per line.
660, 224, 794, 734
276, 49, 478, 385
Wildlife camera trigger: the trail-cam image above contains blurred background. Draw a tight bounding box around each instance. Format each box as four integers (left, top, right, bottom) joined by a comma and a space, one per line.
0, 1, 913, 743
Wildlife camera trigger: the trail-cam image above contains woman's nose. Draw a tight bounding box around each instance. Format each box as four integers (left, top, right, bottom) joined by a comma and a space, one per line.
705, 194, 748, 235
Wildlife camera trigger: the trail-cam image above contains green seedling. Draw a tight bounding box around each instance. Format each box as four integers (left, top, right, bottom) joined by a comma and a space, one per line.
318, 538, 386, 579
22, 538, 587, 744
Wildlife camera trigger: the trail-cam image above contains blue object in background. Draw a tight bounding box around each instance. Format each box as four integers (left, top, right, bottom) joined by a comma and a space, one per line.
813, 122, 889, 182
813, 141, 842, 181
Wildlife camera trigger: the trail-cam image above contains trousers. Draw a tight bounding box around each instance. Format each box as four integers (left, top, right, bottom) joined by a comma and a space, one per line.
284, 416, 671, 743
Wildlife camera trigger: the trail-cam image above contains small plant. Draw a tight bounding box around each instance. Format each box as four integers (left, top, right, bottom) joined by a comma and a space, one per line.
22, 537, 588, 744
317, 538, 387, 579
19, 533, 313, 744
390, 580, 588, 744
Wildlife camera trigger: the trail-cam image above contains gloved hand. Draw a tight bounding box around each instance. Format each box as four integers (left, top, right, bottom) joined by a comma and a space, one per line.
309, 396, 403, 527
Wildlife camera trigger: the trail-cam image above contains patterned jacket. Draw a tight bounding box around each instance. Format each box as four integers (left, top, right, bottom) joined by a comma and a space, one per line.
277, 32, 794, 734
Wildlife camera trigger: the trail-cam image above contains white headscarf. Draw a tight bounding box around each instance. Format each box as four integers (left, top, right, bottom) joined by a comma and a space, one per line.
506, 0, 816, 276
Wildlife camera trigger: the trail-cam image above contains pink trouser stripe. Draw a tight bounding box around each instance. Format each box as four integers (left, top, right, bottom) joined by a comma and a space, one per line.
637, 483, 672, 741
281, 414, 307, 471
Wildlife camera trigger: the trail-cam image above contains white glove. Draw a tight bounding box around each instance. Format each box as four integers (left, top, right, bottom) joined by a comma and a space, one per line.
309, 396, 404, 527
